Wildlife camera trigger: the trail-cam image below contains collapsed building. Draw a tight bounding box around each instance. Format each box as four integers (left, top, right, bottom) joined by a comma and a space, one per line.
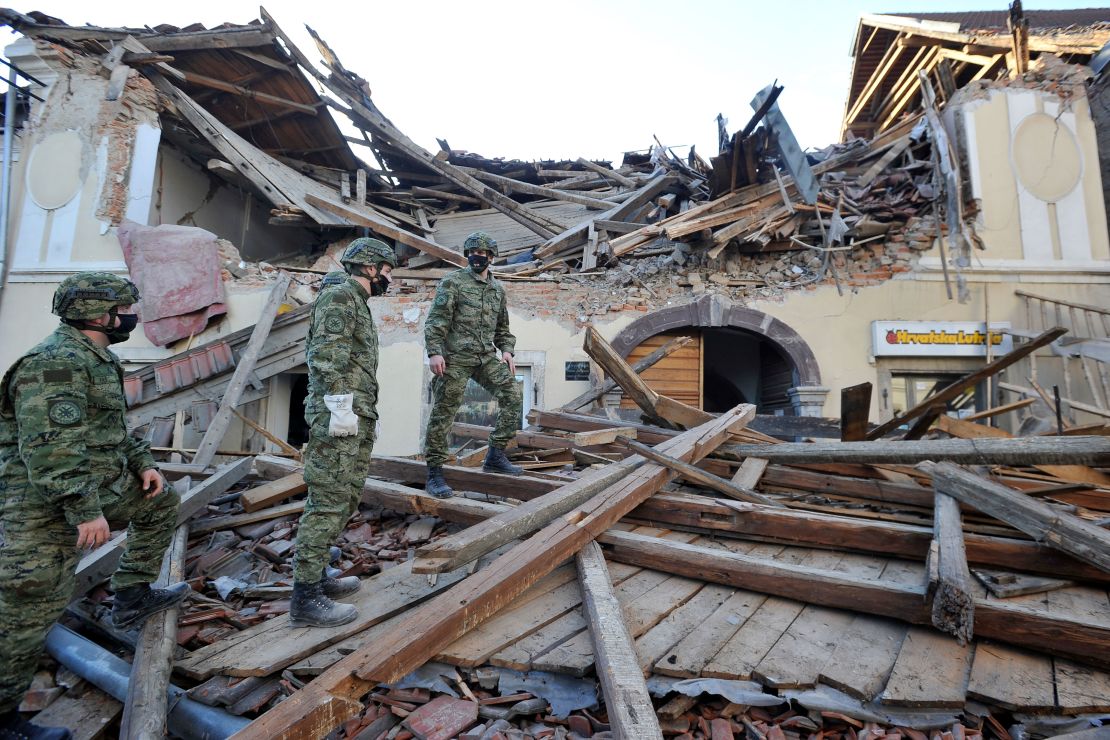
0, 4, 1108, 740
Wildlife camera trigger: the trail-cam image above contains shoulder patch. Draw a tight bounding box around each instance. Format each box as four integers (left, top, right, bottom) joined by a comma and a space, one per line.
48, 399, 83, 426
43, 369, 73, 383
323, 314, 346, 334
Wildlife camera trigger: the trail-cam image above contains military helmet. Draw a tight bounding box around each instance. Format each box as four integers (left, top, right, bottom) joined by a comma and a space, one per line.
462, 231, 498, 257
320, 270, 348, 288
341, 237, 397, 273
52, 272, 141, 320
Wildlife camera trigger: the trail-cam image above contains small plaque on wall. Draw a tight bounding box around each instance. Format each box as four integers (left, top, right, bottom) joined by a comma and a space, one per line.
565, 361, 591, 382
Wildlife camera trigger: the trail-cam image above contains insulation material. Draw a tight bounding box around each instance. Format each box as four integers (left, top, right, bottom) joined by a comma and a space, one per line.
118, 220, 228, 346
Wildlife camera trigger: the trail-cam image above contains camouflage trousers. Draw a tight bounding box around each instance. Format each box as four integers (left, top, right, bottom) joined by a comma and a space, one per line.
424, 355, 523, 469
0, 471, 179, 713
292, 411, 375, 583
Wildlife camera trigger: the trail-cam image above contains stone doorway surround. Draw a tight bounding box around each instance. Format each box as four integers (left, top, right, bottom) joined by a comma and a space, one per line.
608, 295, 829, 417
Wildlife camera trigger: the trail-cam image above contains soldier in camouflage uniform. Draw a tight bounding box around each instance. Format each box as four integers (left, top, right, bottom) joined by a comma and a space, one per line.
290, 238, 396, 628
0, 273, 187, 740
423, 232, 524, 498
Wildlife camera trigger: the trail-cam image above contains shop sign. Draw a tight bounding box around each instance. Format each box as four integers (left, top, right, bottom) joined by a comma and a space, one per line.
872, 321, 1013, 357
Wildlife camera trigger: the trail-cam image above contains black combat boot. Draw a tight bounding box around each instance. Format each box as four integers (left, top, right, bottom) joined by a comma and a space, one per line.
111, 582, 191, 629
289, 580, 358, 628
320, 568, 362, 599
0, 711, 72, 740
483, 446, 523, 476
425, 466, 453, 499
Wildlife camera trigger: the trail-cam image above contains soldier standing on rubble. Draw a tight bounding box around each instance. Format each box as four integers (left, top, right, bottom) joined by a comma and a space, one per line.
290, 238, 396, 628
0, 272, 188, 740
423, 231, 524, 499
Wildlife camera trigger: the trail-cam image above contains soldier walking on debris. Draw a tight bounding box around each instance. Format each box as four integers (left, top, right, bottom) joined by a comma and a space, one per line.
290, 238, 396, 628
423, 232, 524, 499
0, 273, 188, 740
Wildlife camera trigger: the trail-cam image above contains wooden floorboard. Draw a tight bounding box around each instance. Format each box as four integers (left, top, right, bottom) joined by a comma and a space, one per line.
1054, 657, 1110, 714
966, 641, 1055, 712
635, 584, 734, 674
880, 627, 974, 708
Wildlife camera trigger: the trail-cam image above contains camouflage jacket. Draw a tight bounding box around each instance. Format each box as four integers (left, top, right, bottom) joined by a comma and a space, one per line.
424, 267, 516, 361
0, 324, 155, 526
305, 278, 379, 419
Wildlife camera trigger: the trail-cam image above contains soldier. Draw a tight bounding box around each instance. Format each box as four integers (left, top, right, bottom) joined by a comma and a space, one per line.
423, 231, 524, 499
290, 237, 395, 628
0, 272, 188, 739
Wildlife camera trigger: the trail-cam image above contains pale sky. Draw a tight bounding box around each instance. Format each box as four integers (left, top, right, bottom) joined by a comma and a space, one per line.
1, 1, 1101, 164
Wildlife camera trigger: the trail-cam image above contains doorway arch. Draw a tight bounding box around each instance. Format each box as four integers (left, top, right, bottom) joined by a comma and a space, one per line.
609, 295, 824, 415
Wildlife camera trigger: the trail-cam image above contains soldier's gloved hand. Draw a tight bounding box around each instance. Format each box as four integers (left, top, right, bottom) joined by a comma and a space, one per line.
76, 515, 111, 549
324, 393, 358, 437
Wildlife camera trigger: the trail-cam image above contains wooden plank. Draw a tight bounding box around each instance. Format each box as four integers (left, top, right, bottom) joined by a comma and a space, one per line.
176, 554, 496, 680
726, 436, 1110, 466
965, 641, 1055, 711
74, 458, 251, 597
752, 604, 856, 688
120, 524, 188, 738
574, 541, 663, 739
411, 453, 648, 574
230, 407, 754, 739
731, 457, 768, 489
193, 275, 291, 467
368, 455, 558, 500
618, 436, 782, 507
929, 461, 1110, 573
533, 571, 704, 676
31, 685, 122, 740
458, 167, 614, 210
652, 586, 768, 678
867, 328, 1069, 439
927, 490, 975, 644
240, 473, 307, 513
576, 157, 637, 188
963, 397, 1037, 421
173, 67, 317, 114
935, 415, 1110, 488
191, 500, 305, 535
879, 628, 973, 707
306, 195, 467, 267
635, 584, 733, 674
1054, 657, 1110, 713
597, 530, 1110, 665
840, 382, 873, 441
585, 327, 711, 429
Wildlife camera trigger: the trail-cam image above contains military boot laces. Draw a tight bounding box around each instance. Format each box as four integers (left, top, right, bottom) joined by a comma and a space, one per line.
425, 466, 453, 499
290, 580, 358, 628
111, 582, 191, 629
0, 711, 72, 740
483, 446, 523, 476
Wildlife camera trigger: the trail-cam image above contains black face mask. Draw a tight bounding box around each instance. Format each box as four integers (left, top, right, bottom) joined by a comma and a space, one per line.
106, 312, 138, 344
468, 254, 490, 272
370, 274, 391, 297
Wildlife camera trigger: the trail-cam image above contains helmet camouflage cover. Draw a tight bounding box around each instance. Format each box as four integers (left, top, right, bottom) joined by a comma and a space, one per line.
52, 272, 141, 320
320, 270, 348, 288
462, 231, 498, 257
341, 237, 397, 273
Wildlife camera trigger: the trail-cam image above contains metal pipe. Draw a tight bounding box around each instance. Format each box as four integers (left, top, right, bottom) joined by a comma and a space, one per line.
45, 624, 251, 740
0, 64, 17, 303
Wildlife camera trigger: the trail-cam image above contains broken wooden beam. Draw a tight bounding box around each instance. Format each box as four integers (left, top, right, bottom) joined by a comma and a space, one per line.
412, 423, 733, 574
583, 326, 711, 429
840, 382, 872, 441
119, 523, 188, 739
192, 274, 291, 467
598, 529, 1110, 667
866, 327, 1068, 439
230, 404, 754, 740
240, 472, 307, 513
617, 436, 784, 508
575, 158, 638, 188
576, 541, 663, 739
722, 436, 1110, 466
926, 461, 1110, 574
926, 491, 975, 644
305, 194, 467, 267
561, 335, 693, 412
